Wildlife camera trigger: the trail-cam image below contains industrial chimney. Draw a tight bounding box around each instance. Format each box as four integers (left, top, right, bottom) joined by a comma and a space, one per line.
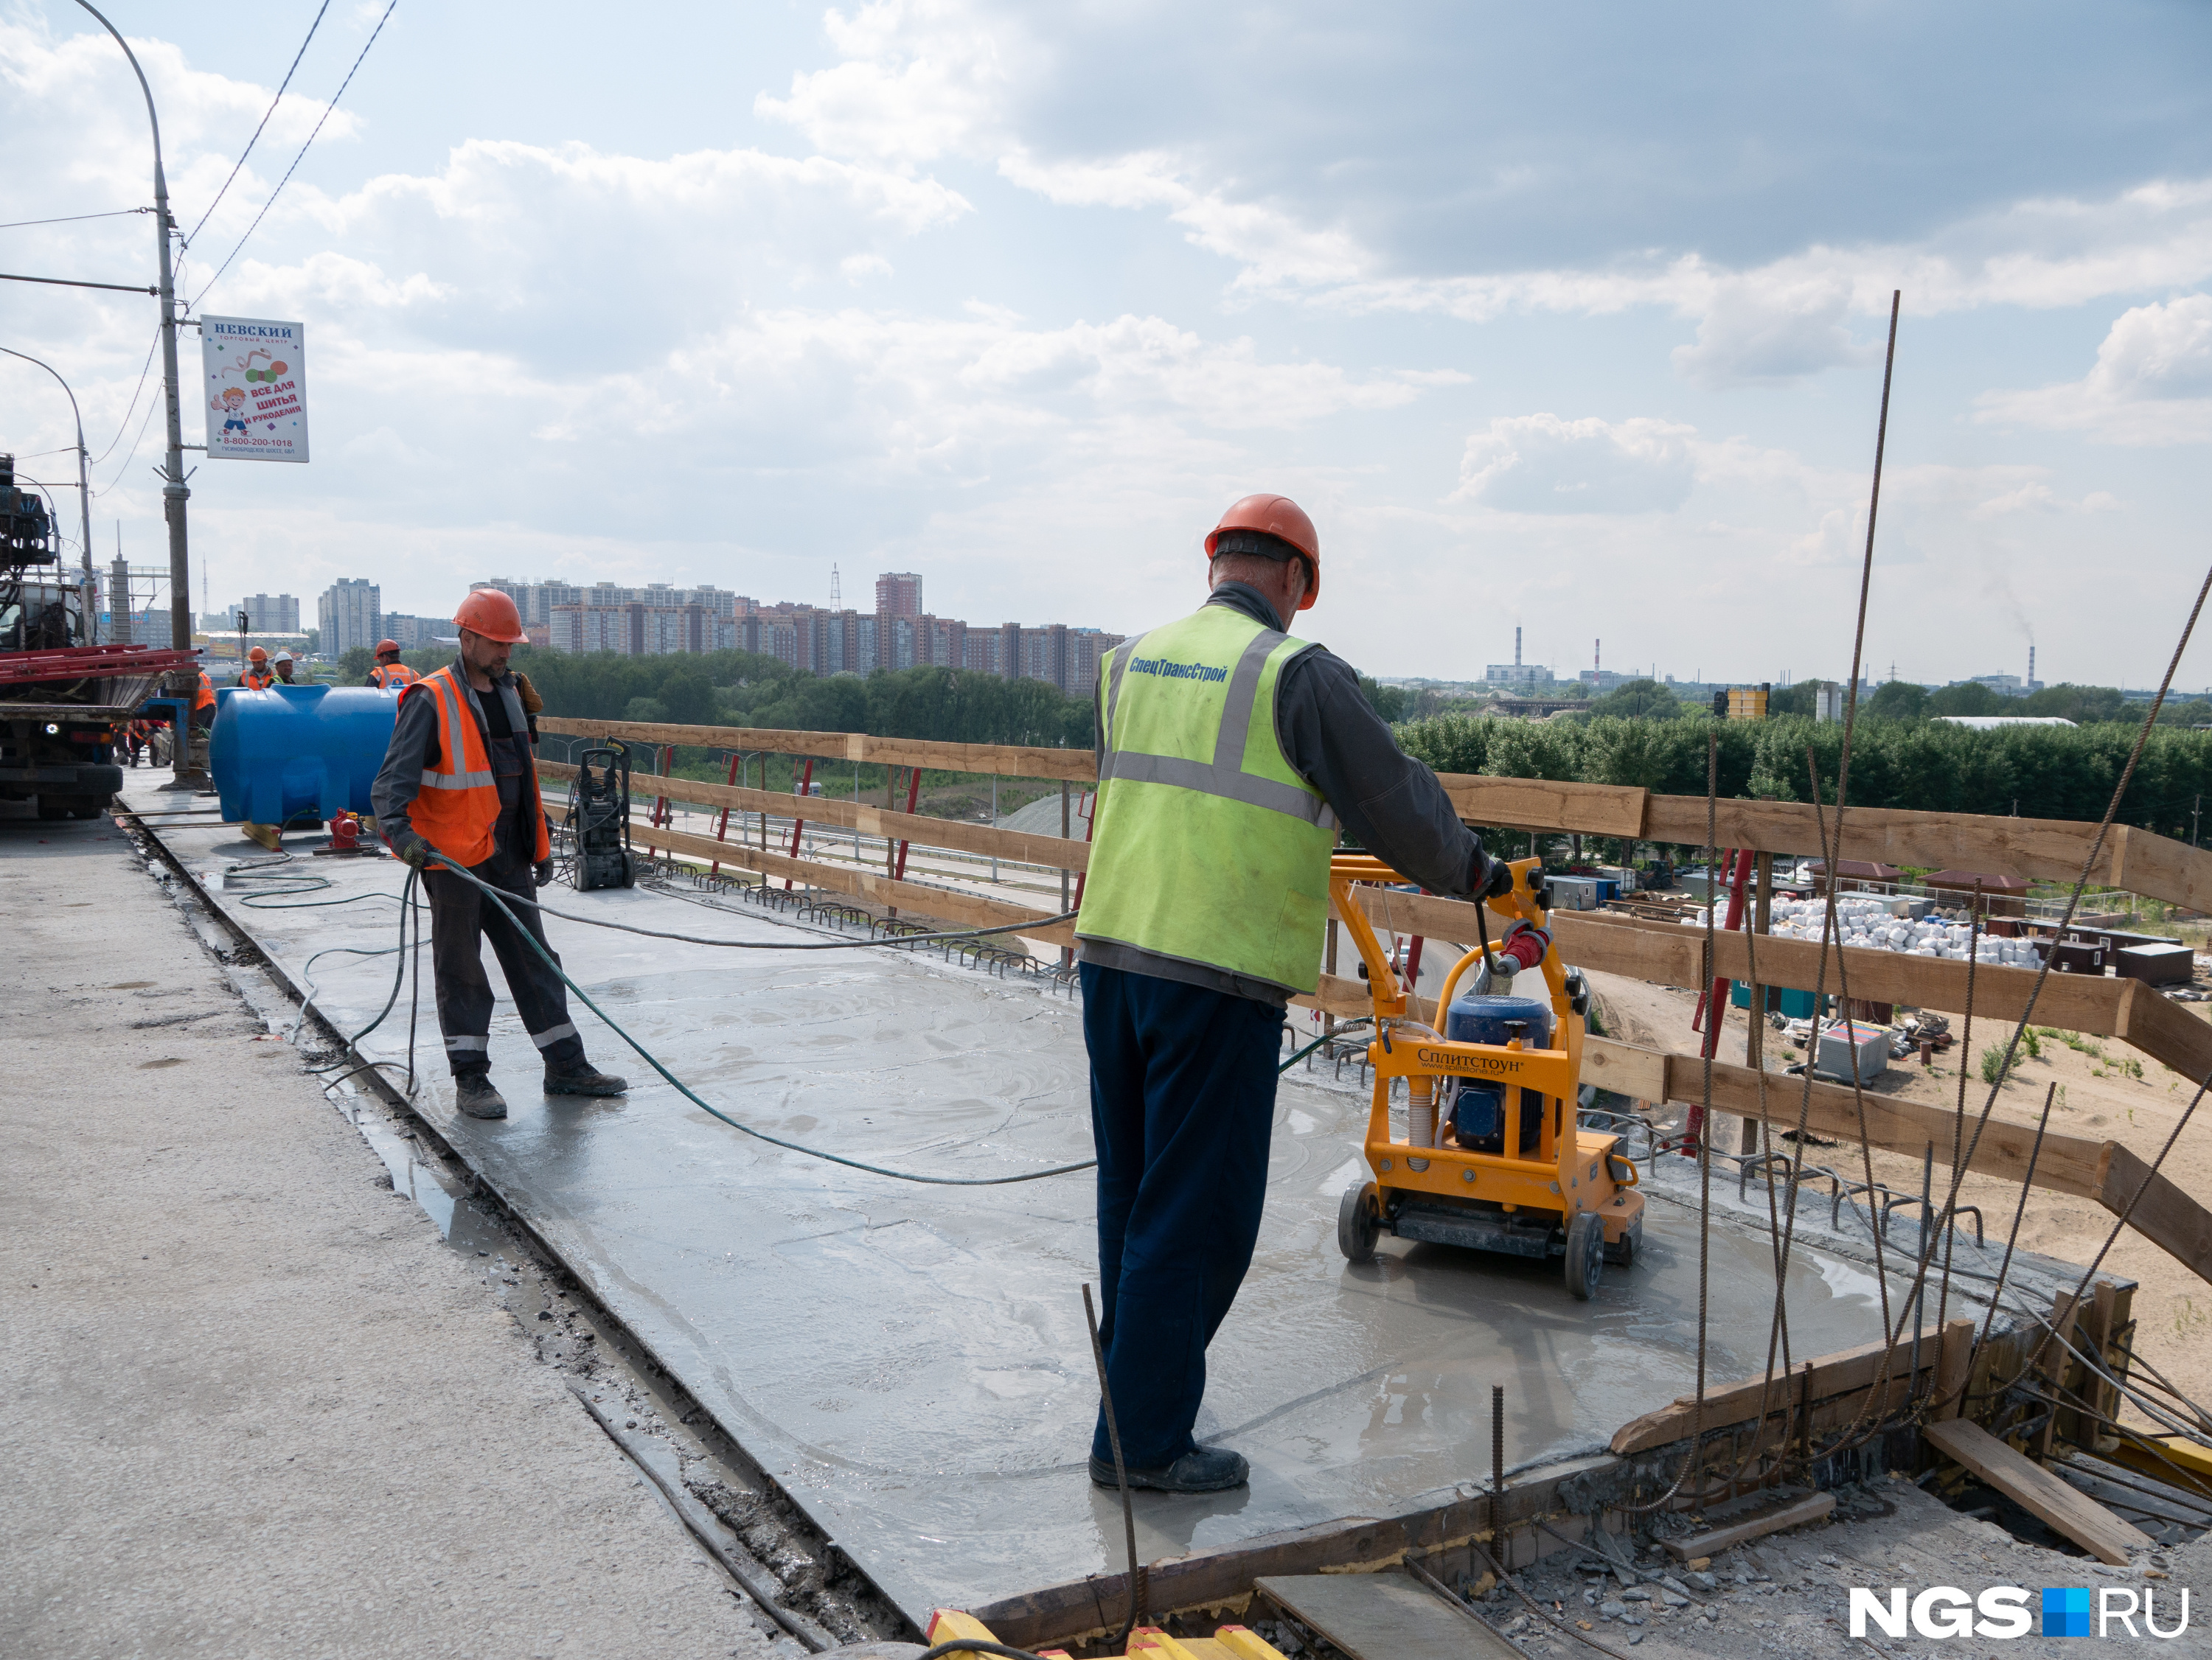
1515, 626, 1523, 669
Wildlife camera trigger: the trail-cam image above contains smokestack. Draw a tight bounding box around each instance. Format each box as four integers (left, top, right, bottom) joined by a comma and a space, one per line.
2028, 643, 2036, 690
1595, 638, 1601, 673
1515, 626, 1522, 668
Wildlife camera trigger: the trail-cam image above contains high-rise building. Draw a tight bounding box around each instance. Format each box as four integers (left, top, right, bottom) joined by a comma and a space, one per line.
318, 578, 380, 657
229, 593, 300, 634
875, 571, 923, 618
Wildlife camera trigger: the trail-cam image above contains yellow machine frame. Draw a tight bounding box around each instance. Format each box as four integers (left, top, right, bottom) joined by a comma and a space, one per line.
1330, 852, 1644, 1297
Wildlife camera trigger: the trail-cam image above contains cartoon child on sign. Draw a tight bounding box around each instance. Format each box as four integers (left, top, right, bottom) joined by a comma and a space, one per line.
212, 385, 249, 440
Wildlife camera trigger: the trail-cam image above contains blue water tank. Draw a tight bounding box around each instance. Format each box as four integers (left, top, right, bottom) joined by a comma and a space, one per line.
210, 683, 400, 826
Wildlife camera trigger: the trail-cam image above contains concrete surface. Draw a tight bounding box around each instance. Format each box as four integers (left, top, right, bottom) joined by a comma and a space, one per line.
111, 775, 1995, 1625
1, 806, 775, 1660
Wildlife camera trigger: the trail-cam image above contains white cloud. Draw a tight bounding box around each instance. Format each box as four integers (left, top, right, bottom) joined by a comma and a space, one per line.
1455, 414, 1697, 515
1976, 294, 2212, 444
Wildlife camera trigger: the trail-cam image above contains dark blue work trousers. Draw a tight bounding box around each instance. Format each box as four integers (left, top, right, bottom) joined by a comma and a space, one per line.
1081, 962, 1284, 1468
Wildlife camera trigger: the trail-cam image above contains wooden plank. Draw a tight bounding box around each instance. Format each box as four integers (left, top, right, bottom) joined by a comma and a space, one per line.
1612, 1319, 1974, 1457
1253, 1573, 1522, 1660
1435, 775, 1647, 839
1636, 795, 2212, 915
1924, 1417, 2154, 1563
539, 759, 1089, 872
2114, 981, 2212, 1098
967, 1518, 1409, 1650
1657, 1492, 1836, 1561
1603, 1036, 2112, 1201
538, 714, 1096, 781
543, 803, 1077, 945
2096, 1140, 2212, 1289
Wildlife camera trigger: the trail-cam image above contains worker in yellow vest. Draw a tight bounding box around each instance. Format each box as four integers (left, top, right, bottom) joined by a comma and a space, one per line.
368, 640, 420, 689
271, 649, 298, 684
369, 589, 625, 1120
1074, 494, 1509, 1493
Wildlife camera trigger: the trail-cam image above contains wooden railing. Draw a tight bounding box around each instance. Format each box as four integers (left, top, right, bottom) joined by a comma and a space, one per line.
531, 714, 2212, 1282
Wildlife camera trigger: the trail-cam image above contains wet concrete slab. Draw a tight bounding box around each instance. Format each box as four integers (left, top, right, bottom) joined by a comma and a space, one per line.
126, 781, 1919, 1620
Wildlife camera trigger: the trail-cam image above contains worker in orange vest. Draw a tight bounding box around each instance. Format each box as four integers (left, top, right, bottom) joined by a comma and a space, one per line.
369, 588, 625, 1120
240, 646, 274, 689
185, 664, 217, 775
368, 639, 419, 689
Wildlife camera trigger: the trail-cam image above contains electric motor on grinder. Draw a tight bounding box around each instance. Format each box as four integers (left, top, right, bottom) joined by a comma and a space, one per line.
1331, 852, 1643, 1300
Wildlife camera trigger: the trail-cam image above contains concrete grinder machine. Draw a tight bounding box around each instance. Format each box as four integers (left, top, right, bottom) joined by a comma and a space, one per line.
1331, 852, 1643, 1298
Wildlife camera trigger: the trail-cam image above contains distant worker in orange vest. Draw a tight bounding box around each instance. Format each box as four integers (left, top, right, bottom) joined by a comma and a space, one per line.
240, 646, 274, 689
186, 663, 217, 775
368, 639, 419, 690
369, 588, 625, 1120
271, 649, 298, 684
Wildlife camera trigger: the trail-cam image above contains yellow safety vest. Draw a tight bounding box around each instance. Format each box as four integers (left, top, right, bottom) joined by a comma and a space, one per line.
1076, 604, 1335, 993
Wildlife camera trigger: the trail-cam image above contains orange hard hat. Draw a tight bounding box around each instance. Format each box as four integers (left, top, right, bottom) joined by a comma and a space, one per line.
375, 638, 401, 656
248, 646, 268, 662
1205, 493, 1321, 610
453, 587, 528, 644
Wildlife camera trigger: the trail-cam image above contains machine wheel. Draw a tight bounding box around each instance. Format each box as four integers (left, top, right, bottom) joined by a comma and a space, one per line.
1338, 1180, 1382, 1263
1564, 1210, 1604, 1301
35, 798, 69, 820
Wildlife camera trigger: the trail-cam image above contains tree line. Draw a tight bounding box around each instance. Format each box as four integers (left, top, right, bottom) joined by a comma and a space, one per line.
1393, 711, 2212, 837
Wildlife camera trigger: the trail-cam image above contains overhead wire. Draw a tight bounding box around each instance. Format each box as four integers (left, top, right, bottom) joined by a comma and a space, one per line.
183, 1, 332, 248
190, 0, 398, 310
0, 207, 152, 231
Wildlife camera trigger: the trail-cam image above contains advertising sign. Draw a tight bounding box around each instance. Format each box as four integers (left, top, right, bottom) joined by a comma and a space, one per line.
201, 315, 309, 461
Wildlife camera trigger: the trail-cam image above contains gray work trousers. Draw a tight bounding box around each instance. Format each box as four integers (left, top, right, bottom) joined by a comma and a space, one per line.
422, 844, 585, 1078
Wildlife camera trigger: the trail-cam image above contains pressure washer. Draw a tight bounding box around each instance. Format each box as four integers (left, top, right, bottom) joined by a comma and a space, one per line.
565, 741, 638, 891
1332, 852, 1644, 1299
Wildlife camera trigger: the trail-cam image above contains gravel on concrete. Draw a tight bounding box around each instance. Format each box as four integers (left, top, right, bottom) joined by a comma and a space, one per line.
1, 810, 781, 1660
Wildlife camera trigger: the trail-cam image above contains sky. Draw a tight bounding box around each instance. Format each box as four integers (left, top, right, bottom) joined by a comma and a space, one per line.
4, 0, 2211, 689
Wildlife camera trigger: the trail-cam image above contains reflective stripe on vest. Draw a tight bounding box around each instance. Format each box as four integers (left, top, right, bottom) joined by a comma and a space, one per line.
1077, 603, 1335, 994
372, 663, 420, 689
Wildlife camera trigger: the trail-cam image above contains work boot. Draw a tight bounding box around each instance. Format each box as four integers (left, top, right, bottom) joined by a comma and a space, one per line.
544, 1059, 628, 1097
1088, 1445, 1248, 1493
455, 1074, 508, 1120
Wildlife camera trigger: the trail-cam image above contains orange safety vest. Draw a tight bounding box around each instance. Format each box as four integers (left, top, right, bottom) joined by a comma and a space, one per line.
371, 662, 420, 689
401, 664, 550, 868
193, 672, 216, 711
242, 669, 274, 689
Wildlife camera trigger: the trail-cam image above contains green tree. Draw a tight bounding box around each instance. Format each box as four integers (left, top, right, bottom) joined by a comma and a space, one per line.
1586, 678, 1680, 720
336, 644, 374, 682
1927, 681, 2006, 716
1357, 676, 1410, 722
1864, 680, 1927, 721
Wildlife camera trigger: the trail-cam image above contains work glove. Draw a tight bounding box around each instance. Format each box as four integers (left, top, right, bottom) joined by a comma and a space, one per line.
1479, 854, 1516, 901
535, 859, 555, 888
392, 831, 431, 869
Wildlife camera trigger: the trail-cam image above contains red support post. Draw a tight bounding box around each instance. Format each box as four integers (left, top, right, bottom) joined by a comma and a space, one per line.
891, 764, 922, 882
1685, 847, 1755, 1151
710, 751, 742, 876
782, 756, 815, 890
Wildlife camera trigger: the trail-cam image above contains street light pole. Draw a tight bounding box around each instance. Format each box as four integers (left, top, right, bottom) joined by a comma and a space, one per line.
75, 0, 199, 779
0, 346, 93, 637
73, 7, 192, 639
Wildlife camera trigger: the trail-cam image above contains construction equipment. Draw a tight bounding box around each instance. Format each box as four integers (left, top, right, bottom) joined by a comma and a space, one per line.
0, 453, 198, 817
566, 741, 638, 891
1331, 852, 1644, 1300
